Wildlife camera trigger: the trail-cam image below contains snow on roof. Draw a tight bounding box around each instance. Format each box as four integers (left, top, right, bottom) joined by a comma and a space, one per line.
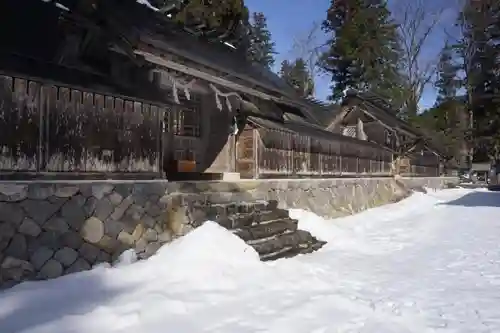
136, 0, 159, 11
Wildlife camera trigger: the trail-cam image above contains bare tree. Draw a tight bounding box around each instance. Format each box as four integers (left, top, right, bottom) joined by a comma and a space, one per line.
394, 0, 445, 117
442, 0, 473, 99
287, 21, 328, 97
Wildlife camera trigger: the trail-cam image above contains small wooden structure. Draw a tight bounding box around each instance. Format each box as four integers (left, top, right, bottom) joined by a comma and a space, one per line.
325, 91, 449, 177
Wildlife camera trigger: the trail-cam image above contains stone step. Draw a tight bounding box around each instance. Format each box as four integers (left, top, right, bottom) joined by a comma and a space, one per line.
200, 201, 325, 262
198, 191, 279, 210
251, 230, 317, 256
260, 240, 326, 261
233, 218, 298, 242
240, 209, 290, 225
203, 201, 276, 218
216, 209, 291, 229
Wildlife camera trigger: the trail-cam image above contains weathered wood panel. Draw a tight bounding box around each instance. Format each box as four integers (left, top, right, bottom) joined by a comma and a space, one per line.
406, 151, 440, 177
397, 151, 440, 177
236, 128, 255, 178
316, 139, 341, 175
44, 86, 161, 172
293, 134, 310, 174
0, 74, 166, 175
45, 86, 83, 171
255, 127, 395, 177
258, 129, 294, 175
0, 76, 41, 171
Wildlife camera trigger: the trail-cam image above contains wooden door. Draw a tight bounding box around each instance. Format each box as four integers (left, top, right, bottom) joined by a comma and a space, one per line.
236, 128, 255, 178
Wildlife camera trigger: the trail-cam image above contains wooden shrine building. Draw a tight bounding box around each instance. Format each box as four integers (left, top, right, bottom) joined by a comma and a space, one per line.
326, 91, 449, 176
0, 0, 447, 180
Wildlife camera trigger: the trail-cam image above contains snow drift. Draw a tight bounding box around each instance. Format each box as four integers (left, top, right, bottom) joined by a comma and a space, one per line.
2, 188, 500, 333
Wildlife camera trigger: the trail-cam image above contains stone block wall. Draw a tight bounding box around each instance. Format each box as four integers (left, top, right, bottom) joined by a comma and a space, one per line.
0, 176, 458, 289
397, 176, 457, 191
242, 177, 458, 219
0, 182, 198, 289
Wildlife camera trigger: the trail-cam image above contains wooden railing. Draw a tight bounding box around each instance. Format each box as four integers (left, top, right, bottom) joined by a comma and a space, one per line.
254, 128, 394, 177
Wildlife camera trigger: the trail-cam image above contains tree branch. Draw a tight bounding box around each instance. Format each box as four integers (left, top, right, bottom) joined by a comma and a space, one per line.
395, 0, 445, 114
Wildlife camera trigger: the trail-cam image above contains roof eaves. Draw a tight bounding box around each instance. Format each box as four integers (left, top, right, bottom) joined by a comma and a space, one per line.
342, 91, 421, 137
248, 116, 392, 151
138, 32, 300, 102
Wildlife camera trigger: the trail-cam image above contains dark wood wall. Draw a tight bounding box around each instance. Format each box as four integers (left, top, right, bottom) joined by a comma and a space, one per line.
233, 127, 394, 178
0, 74, 163, 176
0, 72, 442, 179
236, 126, 256, 177
362, 121, 402, 151
0, 72, 240, 178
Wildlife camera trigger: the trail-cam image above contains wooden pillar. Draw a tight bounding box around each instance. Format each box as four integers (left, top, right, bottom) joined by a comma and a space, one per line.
229, 134, 236, 172
253, 129, 259, 179
200, 94, 212, 167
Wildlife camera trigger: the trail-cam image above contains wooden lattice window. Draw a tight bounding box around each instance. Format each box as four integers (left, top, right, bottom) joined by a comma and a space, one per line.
172, 95, 201, 137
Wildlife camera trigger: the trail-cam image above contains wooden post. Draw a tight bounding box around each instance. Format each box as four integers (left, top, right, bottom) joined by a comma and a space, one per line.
292, 133, 297, 178
306, 136, 311, 176
339, 143, 343, 175
229, 134, 236, 172
253, 129, 260, 179
38, 83, 45, 172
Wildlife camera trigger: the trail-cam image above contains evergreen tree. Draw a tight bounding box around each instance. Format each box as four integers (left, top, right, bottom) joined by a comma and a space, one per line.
418, 99, 468, 168
455, 0, 500, 161
415, 104, 463, 166
149, 0, 250, 49
248, 12, 276, 68
414, 44, 470, 167
435, 44, 460, 104
279, 60, 293, 81
279, 58, 315, 97
320, 0, 402, 103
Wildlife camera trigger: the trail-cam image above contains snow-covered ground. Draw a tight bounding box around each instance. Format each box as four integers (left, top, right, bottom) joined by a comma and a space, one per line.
1, 188, 500, 333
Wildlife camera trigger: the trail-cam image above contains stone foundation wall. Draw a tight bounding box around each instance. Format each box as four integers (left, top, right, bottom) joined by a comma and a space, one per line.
241, 177, 458, 219
397, 176, 457, 191
0, 176, 457, 289
0, 182, 194, 289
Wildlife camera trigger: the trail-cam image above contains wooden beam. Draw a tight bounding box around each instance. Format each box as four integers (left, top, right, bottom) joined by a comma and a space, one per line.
133, 49, 303, 111
341, 105, 443, 157
139, 35, 292, 100
343, 96, 421, 137
325, 105, 352, 131
357, 105, 416, 138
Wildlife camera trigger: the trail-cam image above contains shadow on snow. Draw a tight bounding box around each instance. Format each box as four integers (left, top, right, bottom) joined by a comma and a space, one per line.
441, 190, 500, 208
0, 270, 134, 333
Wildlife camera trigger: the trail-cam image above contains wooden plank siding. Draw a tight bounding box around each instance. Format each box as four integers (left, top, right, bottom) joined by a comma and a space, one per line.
0, 76, 41, 171
251, 127, 394, 178
236, 127, 255, 178
0, 75, 163, 174
0, 73, 440, 179
0, 74, 201, 177
400, 152, 441, 177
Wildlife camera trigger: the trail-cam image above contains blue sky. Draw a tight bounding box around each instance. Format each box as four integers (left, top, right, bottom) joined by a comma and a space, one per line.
245, 0, 458, 110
